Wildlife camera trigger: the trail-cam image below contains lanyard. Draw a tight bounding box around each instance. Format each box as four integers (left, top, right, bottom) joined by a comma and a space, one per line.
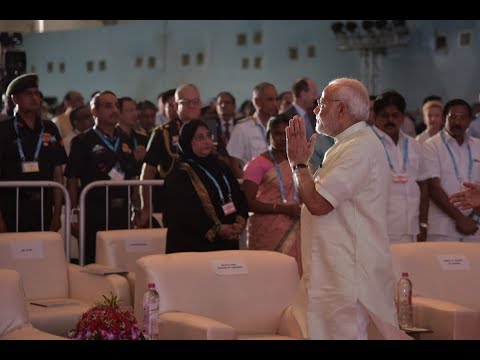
372, 127, 408, 173
14, 116, 44, 162
132, 134, 138, 150
93, 126, 120, 152
441, 131, 472, 183
268, 147, 298, 203
189, 159, 232, 204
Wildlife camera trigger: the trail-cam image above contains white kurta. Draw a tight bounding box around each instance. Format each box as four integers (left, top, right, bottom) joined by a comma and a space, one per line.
423, 130, 480, 241
292, 122, 405, 339
373, 127, 429, 241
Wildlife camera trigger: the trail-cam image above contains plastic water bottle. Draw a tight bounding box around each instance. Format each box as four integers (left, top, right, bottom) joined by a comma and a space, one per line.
397, 272, 413, 329
143, 282, 159, 340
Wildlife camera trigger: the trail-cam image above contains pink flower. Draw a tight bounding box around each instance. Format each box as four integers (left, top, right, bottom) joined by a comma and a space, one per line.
68, 293, 145, 340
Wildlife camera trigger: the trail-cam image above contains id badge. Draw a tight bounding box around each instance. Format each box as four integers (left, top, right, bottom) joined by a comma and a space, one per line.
108, 166, 125, 181
392, 173, 408, 184
222, 201, 237, 216
172, 135, 179, 147
22, 161, 40, 173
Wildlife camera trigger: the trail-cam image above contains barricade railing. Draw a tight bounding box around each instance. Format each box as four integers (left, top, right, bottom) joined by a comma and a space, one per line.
78, 179, 165, 266
0, 181, 71, 259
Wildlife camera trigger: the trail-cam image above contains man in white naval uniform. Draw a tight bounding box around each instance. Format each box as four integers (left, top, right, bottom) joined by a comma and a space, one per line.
286, 78, 409, 340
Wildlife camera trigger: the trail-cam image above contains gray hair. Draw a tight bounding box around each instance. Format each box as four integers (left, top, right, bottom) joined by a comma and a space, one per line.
327, 78, 369, 123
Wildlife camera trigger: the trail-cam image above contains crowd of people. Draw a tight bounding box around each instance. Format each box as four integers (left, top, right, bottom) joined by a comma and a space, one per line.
1, 71, 480, 339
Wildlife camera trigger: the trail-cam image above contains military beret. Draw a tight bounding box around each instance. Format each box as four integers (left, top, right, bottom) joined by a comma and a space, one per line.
5, 73, 39, 97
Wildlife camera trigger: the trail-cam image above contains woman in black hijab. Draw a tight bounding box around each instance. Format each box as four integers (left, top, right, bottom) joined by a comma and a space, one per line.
164, 119, 248, 253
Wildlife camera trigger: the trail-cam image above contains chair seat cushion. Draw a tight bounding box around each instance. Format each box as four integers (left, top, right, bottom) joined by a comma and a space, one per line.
0, 324, 67, 340
28, 297, 91, 336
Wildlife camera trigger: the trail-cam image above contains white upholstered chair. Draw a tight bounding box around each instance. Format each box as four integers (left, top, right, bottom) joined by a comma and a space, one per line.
95, 228, 167, 304
0, 268, 65, 340
391, 241, 480, 340
0, 231, 131, 336
134, 250, 302, 340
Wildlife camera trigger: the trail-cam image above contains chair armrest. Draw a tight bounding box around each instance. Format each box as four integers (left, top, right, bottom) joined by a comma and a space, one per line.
413, 296, 480, 340
67, 264, 131, 307
277, 304, 303, 338
157, 311, 237, 340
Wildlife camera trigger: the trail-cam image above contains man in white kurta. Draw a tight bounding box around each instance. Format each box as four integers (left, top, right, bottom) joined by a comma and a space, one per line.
372, 91, 430, 244
423, 99, 480, 242
286, 78, 408, 340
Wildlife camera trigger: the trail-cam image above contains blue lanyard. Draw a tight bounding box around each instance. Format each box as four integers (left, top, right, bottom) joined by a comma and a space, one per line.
268, 147, 298, 203
188, 159, 232, 204
13, 116, 44, 162
441, 131, 472, 183
93, 126, 120, 152
372, 127, 408, 173
132, 134, 138, 150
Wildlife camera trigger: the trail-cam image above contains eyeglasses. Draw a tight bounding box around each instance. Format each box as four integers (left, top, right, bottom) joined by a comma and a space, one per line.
316, 98, 341, 109
177, 98, 201, 107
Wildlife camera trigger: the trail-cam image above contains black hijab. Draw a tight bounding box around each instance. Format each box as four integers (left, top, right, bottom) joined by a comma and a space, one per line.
178, 119, 224, 175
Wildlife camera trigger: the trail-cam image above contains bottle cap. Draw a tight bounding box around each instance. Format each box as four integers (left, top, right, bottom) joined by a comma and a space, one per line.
402, 272, 409, 277
148, 282, 155, 289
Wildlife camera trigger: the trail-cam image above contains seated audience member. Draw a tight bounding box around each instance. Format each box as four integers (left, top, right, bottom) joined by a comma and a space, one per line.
243, 113, 302, 275
164, 119, 248, 253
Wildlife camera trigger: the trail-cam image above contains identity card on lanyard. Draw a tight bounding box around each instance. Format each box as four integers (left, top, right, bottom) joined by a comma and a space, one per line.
15, 117, 43, 173
190, 160, 237, 216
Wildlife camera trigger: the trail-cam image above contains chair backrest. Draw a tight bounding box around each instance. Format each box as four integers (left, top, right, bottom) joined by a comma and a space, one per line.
95, 228, 167, 272
135, 250, 300, 334
390, 242, 480, 309
0, 232, 69, 299
0, 268, 29, 335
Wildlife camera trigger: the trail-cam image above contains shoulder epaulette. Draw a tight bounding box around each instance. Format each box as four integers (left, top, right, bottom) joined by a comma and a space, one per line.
237, 115, 254, 124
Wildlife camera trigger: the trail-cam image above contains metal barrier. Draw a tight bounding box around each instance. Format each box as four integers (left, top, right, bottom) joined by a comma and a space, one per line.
78, 179, 165, 266
0, 181, 71, 259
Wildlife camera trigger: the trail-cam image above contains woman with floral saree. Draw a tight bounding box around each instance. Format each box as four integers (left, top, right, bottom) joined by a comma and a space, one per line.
243, 114, 302, 275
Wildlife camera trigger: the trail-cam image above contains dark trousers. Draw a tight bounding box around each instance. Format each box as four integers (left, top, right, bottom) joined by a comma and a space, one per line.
1, 190, 53, 232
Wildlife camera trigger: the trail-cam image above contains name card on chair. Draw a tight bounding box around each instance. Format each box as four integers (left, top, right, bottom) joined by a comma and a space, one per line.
125, 239, 153, 252
437, 254, 470, 271
10, 241, 44, 259
211, 259, 248, 275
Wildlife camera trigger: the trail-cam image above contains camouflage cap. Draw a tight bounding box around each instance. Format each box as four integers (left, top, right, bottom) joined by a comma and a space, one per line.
5, 73, 39, 97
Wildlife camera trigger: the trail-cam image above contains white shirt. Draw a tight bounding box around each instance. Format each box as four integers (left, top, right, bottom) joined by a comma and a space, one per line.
292, 122, 402, 339
423, 130, 480, 240
52, 108, 73, 139
226, 116, 268, 166
373, 127, 429, 239
415, 129, 431, 145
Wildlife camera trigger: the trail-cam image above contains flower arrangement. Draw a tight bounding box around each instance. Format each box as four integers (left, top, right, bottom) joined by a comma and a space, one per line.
68, 293, 144, 340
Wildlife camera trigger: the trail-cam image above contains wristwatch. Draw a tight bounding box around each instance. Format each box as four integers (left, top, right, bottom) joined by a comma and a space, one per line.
470, 213, 480, 224
292, 163, 309, 172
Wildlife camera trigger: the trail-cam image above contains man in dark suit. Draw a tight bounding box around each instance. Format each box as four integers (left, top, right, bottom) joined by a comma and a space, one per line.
281, 77, 318, 139
281, 77, 334, 171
